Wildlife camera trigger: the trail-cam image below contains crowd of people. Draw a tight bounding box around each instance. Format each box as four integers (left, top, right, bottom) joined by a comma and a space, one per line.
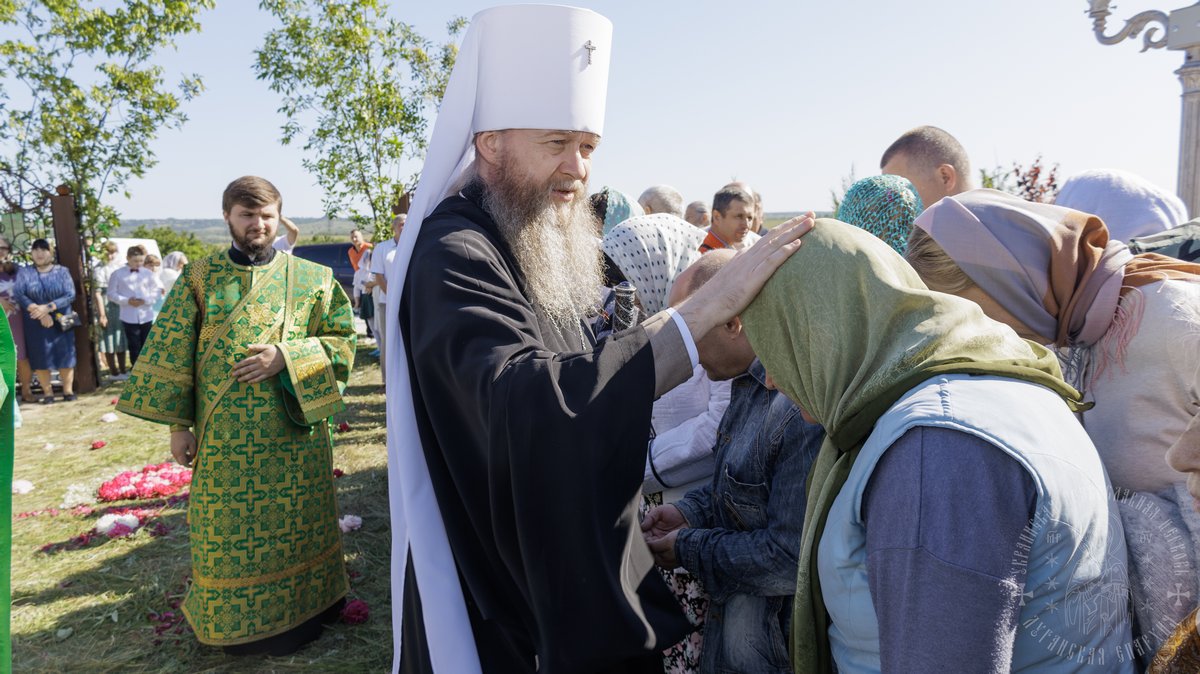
378, 6, 1200, 674
10, 4, 1200, 673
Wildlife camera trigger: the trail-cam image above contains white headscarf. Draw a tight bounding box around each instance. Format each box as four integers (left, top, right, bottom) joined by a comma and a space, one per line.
383, 6, 613, 673
1055, 168, 1188, 242
601, 213, 705, 314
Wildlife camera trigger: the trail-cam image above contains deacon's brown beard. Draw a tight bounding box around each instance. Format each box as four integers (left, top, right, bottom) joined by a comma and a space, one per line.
479, 156, 604, 335
228, 223, 273, 261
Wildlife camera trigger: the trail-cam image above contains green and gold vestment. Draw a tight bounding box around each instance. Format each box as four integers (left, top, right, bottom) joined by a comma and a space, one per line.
117, 251, 355, 645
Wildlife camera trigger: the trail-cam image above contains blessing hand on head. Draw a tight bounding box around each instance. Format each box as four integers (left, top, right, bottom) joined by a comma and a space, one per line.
676, 213, 816, 340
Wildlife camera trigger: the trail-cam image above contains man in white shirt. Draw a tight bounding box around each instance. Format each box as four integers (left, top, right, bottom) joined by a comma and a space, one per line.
272, 215, 299, 253
367, 213, 403, 385
107, 245, 164, 364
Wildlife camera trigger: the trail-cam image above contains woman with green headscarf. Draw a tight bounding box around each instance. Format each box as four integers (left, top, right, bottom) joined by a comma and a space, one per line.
741, 219, 1134, 673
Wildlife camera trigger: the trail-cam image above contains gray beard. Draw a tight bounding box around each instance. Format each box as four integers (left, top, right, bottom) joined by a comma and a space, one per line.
477, 170, 604, 336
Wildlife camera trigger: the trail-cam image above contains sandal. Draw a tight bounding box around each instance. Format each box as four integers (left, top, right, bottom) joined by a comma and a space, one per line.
39, 396, 55, 405
63, 393, 77, 402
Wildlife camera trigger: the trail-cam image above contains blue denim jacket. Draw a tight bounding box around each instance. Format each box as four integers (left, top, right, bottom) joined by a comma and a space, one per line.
673, 359, 823, 674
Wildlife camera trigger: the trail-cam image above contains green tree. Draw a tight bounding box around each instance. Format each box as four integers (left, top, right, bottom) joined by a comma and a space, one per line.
128, 224, 218, 262
254, 0, 464, 241
0, 0, 214, 241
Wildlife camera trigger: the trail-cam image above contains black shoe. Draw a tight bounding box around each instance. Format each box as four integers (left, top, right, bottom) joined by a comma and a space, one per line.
39, 396, 55, 405
63, 394, 77, 401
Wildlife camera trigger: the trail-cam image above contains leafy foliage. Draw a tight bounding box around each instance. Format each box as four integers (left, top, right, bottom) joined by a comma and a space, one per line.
127, 224, 218, 262
979, 155, 1060, 203
254, 0, 463, 241
0, 0, 215, 242
830, 164, 858, 212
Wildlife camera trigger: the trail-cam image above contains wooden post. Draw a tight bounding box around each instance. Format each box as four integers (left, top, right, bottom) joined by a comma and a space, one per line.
49, 191, 99, 394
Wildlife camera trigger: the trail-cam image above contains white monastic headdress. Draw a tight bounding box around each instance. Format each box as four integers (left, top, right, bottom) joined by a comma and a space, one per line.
383, 6, 613, 672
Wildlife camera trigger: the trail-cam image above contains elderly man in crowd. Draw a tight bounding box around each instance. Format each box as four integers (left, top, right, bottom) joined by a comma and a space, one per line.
880, 125, 971, 210
638, 184, 685, 218
684, 200, 710, 228
383, 6, 812, 672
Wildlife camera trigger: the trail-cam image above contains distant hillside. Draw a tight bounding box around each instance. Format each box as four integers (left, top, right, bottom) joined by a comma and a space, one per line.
116, 217, 360, 244
120, 212, 829, 241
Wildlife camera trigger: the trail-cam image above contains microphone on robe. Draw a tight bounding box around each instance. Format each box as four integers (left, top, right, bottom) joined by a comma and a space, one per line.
612, 281, 639, 332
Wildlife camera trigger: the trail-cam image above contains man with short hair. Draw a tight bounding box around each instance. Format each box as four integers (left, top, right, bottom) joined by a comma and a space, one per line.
643, 250, 822, 674
366, 213, 404, 385
347, 228, 371, 271
880, 125, 971, 209
699, 185, 759, 253
684, 200, 709, 228
107, 244, 163, 365
117, 175, 356, 656
383, 6, 811, 672
638, 185, 684, 218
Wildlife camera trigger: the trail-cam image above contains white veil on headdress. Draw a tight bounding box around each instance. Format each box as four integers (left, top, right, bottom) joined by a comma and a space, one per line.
383, 6, 612, 672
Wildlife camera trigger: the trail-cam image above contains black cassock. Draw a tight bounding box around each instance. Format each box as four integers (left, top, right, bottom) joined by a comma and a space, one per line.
398, 186, 690, 674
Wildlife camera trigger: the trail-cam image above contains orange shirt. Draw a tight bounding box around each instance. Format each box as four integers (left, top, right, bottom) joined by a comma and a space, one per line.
699, 230, 729, 254
348, 242, 373, 271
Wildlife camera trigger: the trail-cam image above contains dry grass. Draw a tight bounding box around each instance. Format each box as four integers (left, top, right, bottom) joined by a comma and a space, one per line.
11, 341, 392, 673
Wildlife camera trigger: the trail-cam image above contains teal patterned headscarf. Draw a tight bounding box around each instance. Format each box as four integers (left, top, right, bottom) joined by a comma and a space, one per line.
836, 175, 923, 253
596, 186, 644, 236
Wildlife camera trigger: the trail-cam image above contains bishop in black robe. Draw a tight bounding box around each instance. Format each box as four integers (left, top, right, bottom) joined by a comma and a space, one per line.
398, 183, 693, 673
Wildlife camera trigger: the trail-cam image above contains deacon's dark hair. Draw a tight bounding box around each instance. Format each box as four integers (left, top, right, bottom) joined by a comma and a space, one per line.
127, 245, 147, 258
222, 175, 283, 214
880, 126, 971, 179
711, 186, 755, 216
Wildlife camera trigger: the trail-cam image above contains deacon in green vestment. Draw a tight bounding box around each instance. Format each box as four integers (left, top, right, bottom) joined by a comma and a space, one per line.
0, 312, 15, 672
117, 176, 356, 649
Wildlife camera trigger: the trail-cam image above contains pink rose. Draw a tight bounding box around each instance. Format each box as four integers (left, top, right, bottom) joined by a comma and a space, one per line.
341, 599, 369, 625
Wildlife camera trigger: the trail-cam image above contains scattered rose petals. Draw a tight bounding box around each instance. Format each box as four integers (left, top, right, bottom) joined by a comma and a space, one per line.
110, 397, 118, 405
100, 412, 119, 423
12, 479, 34, 494
341, 599, 369, 624
98, 462, 192, 502
42, 442, 55, 451
90, 440, 107, 450
332, 468, 345, 478
338, 515, 362, 533
106, 523, 135, 538
96, 513, 140, 536
336, 421, 350, 433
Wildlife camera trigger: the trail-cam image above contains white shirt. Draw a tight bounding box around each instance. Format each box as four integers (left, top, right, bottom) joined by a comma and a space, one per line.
95, 259, 123, 290
644, 365, 732, 502
370, 239, 399, 304
107, 266, 163, 324
273, 234, 295, 253
159, 267, 181, 298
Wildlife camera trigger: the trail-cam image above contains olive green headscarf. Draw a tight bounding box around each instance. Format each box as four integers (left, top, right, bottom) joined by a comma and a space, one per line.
740, 219, 1083, 674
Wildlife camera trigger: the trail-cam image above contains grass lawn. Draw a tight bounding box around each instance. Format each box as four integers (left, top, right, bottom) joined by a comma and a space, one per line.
11, 341, 392, 673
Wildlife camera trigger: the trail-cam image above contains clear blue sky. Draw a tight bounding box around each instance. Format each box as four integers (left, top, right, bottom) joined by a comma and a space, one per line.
116, 0, 1187, 219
